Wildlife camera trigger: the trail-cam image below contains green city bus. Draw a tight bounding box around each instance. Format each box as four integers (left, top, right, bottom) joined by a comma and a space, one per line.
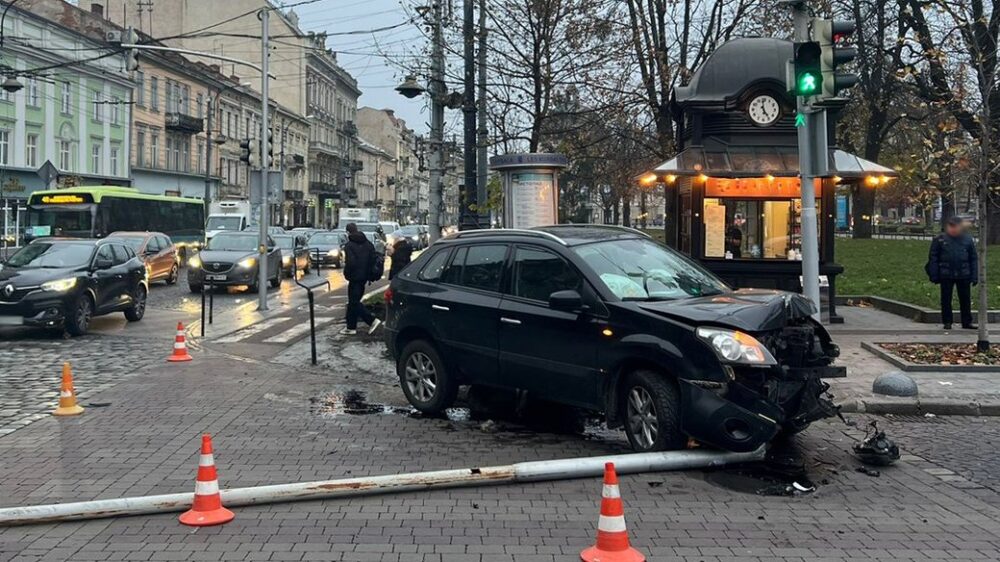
26, 186, 205, 246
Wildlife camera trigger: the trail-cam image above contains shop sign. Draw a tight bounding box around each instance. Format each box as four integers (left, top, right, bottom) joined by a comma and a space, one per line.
705, 177, 822, 198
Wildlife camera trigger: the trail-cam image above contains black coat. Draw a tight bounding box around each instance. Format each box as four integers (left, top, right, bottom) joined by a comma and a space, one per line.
343, 231, 376, 282
928, 233, 978, 282
388, 239, 414, 280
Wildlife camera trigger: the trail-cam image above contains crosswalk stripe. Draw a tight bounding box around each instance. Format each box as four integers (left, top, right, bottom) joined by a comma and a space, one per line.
262, 318, 335, 343
215, 317, 292, 343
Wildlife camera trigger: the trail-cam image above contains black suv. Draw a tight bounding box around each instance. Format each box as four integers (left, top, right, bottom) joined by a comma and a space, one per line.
0, 239, 148, 335
384, 226, 844, 453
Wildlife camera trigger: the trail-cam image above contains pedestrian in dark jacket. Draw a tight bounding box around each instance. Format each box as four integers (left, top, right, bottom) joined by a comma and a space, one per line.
341, 223, 381, 335
927, 216, 978, 330
388, 237, 414, 280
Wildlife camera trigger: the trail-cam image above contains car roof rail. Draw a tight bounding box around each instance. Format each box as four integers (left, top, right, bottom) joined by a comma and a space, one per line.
541, 224, 652, 239
447, 228, 567, 245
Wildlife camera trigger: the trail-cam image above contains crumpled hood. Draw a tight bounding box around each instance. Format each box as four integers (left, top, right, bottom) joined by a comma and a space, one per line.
197, 250, 257, 264
637, 288, 817, 332
0, 265, 82, 287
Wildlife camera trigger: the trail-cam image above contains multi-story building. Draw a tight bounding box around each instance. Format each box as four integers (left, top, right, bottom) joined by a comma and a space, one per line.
305, 32, 362, 228
355, 138, 395, 222
356, 107, 431, 223
0, 0, 133, 233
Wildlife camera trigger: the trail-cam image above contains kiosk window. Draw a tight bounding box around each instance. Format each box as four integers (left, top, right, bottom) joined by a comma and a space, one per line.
704, 198, 818, 260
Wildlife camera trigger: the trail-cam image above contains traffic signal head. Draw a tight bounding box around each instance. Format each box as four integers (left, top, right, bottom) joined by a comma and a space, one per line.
792, 41, 822, 97
813, 18, 859, 98
124, 27, 139, 72
239, 139, 258, 167
264, 131, 274, 168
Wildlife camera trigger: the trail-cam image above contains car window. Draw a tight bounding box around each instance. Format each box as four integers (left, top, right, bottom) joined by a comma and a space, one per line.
158, 235, 172, 250
441, 247, 467, 285
512, 247, 582, 302
111, 244, 130, 264
419, 249, 451, 281
96, 245, 115, 263
7, 242, 93, 268
146, 237, 160, 253
448, 244, 506, 292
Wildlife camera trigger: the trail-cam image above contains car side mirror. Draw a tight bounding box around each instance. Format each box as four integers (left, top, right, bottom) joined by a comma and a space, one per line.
94, 257, 113, 270
549, 290, 586, 313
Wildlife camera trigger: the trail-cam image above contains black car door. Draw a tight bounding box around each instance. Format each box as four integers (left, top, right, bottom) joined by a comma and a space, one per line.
497, 245, 605, 408
427, 244, 508, 386
91, 244, 124, 312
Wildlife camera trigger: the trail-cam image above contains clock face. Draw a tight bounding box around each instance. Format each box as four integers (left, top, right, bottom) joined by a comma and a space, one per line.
747, 95, 781, 125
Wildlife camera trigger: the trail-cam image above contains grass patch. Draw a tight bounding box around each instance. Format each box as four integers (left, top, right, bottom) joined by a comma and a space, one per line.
837, 238, 1000, 309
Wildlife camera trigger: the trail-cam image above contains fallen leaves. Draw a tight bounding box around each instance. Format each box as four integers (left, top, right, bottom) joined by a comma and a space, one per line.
880, 342, 1000, 365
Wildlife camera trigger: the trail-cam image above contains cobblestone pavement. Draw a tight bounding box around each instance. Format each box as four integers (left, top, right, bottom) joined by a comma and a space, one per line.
3, 333, 1000, 561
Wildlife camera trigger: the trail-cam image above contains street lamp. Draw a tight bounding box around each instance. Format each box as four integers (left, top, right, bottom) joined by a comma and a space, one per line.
395, 75, 425, 99
1, 77, 22, 93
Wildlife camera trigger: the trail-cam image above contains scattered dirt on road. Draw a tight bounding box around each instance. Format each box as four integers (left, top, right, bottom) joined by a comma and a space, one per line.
704, 438, 819, 496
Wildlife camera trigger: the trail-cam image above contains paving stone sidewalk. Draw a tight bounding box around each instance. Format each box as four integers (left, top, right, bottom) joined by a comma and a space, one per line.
3, 341, 1000, 561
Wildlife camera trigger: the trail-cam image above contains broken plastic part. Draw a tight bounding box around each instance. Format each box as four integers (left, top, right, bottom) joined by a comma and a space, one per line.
852, 421, 900, 467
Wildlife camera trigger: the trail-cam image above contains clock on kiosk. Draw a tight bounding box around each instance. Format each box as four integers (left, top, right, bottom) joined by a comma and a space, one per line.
747, 94, 781, 126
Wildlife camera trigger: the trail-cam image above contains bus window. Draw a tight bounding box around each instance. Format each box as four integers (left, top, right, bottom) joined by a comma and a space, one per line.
27, 207, 93, 238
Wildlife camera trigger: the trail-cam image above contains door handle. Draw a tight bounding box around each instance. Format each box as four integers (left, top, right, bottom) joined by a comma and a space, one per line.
500, 317, 521, 325
432, 304, 450, 311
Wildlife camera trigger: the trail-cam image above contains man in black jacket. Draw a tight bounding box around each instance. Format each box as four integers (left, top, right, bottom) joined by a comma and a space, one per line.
928, 216, 978, 330
340, 223, 381, 335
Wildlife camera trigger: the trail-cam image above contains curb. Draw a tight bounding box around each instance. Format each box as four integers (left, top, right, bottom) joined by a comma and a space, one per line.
839, 397, 1000, 416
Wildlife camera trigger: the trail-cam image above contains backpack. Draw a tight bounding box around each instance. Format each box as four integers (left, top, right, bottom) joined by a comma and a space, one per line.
368, 251, 385, 282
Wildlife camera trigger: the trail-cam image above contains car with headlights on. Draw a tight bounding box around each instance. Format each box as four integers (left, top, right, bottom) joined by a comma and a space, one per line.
307, 231, 347, 268
188, 232, 282, 293
274, 234, 311, 276
391, 225, 428, 250
0, 238, 148, 335
383, 225, 844, 453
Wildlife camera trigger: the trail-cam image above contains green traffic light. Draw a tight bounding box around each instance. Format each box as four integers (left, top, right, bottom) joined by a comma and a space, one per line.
798, 72, 819, 94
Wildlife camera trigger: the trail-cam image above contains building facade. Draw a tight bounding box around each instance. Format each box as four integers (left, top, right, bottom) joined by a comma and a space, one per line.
356, 107, 431, 223
355, 138, 395, 223
0, 1, 133, 229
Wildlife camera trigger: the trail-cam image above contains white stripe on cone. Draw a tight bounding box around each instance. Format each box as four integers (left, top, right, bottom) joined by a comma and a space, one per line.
194, 479, 220, 496
602, 484, 620, 498
60, 391, 72, 398
198, 454, 214, 467
174, 342, 185, 349
598, 514, 628, 533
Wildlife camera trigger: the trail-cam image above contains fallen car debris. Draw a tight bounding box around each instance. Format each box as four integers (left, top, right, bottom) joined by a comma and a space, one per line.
853, 421, 900, 466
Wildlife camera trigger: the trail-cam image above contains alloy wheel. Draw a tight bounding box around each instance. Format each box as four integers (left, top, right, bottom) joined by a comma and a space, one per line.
76, 298, 92, 332
627, 386, 659, 449
404, 351, 438, 403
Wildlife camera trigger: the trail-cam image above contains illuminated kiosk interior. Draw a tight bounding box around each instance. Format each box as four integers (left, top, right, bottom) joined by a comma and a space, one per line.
643, 38, 897, 323
489, 153, 568, 229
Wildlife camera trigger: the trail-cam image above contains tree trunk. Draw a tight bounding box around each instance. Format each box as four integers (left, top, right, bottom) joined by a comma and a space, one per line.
622, 194, 632, 227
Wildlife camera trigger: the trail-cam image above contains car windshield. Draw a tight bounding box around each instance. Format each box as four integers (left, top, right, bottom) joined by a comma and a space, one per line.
273, 236, 295, 250
6, 242, 93, 268
310, 233, 344, 245
355, 223, 380, 233
399, 226, 420, 235
207, 216, 242, 231
108, 236, 146, 251
573, 238, 729, 301
207, 234, 257, 251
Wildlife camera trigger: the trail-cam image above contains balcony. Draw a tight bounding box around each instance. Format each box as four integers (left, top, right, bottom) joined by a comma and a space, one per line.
309, 139, 342, 158
340, 121, 358, 137
165, 112, 204, 134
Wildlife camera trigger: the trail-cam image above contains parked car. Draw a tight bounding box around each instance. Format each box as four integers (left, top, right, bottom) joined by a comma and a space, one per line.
0, 238, 148, 335
273, 234, 311, 276
188, 232, 282, 293
107, 231, 179, 285
383, 225, 844, 453
307, 231, 347, 268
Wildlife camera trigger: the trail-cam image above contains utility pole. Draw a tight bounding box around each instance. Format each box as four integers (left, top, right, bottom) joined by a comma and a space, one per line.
427, 0, 445, 243
460, 0, 478, 231
203, 97, 215, 213
257, 7, 270, 311
476, 0, 489, 227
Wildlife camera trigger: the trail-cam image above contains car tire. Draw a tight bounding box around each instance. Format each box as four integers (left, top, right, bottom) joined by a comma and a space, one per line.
269, 268, 282, 288
621, 370, 685, 452
124, 284, 147, 322
166, 264, 179, 285
248, 277, 259, 293
66, 294, 93, 337
189, 282, 202, 293
398, 340, 458, 414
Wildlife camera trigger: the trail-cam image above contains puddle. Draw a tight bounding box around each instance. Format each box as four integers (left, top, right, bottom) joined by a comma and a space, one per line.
315, 389, 414, 417
704, 438, 818, 496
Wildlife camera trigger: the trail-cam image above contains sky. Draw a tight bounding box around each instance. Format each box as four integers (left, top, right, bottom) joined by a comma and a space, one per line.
294, 0, 453, 136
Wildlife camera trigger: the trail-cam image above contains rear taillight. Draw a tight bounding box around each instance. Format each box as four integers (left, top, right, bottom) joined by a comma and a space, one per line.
383, 287, 394, 306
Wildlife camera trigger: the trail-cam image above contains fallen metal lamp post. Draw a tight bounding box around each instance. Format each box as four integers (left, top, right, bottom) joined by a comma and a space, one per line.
0, 447, 763, 526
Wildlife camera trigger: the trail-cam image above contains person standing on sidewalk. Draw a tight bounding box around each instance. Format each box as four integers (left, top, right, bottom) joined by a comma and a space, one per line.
927, 216, 978, 330
388, 236, 414, 280
341, 223, 382, 335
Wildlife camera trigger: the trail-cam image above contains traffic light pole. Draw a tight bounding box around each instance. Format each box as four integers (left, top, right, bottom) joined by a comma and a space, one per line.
258, 8, 270, 311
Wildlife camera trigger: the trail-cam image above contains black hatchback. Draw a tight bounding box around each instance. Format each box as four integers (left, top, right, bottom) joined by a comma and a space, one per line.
0, 238, 148, 335
384, 225, 845, 453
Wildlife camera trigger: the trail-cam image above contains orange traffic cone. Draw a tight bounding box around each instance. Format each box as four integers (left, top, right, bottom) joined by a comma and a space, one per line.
167, 322, 193, 362
580, 462, 646, 562
52, 362, 84, 416
179, 434, 234, 527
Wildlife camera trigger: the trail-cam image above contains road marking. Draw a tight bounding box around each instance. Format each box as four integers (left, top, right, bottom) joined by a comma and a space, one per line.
263, 317, 336, 343
215, 317, 292, 343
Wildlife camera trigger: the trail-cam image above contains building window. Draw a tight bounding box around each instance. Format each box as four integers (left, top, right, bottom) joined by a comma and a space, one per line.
196, 138, 205, 173
136, 130, 146, 167
135, 71, 145, 106
110, 146, 119, 176
59, 140, 72, 170
26, 133, 38, 167
27, 78, 39, 106
61, 82, 72, 114
0, 130, 8, 165
111, 97, 120, 125
150, 133, 159, 168
196, 93, 204, 118
92, 90, 103, 121
150, 77, 159, 111
92, 144, 102, 173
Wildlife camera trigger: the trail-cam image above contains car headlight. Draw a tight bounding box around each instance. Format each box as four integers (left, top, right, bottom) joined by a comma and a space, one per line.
696, 327, 776, 366
41, 277, 78, 292
282, 256, 291, 264
238, 257, 257, 269
327, 248, 340, 256
189, 256, 202, 268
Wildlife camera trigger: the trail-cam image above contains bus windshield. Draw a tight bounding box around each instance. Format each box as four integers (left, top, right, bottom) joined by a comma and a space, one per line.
206, 216, 243, 231
27, 207, 93, 238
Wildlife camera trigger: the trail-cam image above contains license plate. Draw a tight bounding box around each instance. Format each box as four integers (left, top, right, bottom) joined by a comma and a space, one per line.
0, 316, 23, 326
205, 274, 227, 281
